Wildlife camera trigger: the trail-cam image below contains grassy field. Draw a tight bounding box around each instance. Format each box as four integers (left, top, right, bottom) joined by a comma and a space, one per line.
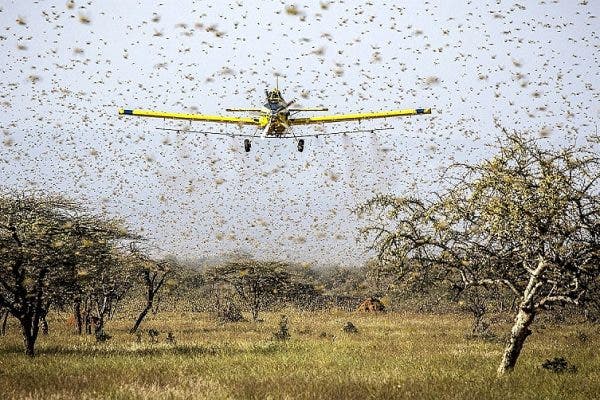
0, 311, 598, 399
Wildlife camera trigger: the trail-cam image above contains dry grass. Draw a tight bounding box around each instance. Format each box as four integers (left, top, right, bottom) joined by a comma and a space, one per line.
0, 311, 598, 399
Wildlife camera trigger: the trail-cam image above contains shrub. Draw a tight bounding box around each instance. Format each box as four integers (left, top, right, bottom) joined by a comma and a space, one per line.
217, 300, 245, 323
343, 321, 358, 334
574, 331, 588, 343
541, 357, 577, 373
148, 328, 160, 343
95, 330, 111, 343
273, 315, 290, 341
166, 331, 176, 344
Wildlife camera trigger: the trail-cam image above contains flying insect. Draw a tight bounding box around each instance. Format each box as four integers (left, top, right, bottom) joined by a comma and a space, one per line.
119, 83, 431, 152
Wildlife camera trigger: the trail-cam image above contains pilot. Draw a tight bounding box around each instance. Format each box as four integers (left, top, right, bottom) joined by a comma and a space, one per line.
265, 88, 284, 110
269, 88, 281, 102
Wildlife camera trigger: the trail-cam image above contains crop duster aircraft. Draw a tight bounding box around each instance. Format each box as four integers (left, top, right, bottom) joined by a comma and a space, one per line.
118, 84, 431, 152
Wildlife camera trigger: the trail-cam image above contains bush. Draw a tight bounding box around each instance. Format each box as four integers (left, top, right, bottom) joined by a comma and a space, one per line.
574, 331, 588, 343
541, 357, 577, 373
166, 331, 176, 344
217, 300, 246, 323
464, 330, 499, 343
272, 315, 290, 341
148, 328, 160, 343
95, 330, 111, 343
343, 321, 358, 334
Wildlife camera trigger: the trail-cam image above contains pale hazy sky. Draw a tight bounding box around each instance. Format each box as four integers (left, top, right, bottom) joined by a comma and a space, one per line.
0, 0, 598, 266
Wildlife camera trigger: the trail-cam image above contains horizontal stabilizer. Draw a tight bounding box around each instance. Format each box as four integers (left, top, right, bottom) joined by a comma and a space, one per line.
289, 107, 329, 112
225, 108, 265, 112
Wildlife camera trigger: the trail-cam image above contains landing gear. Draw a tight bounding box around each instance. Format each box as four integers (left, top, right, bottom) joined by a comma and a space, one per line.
244, 139, 251, 152
297, 139, 304, 152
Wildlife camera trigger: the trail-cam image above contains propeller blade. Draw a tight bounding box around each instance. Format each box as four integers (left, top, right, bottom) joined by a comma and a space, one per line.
261, 122, 270, 139
276, 99, 295, 113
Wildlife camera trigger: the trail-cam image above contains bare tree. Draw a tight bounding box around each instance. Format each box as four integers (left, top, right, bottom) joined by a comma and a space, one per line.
460, 286, 491, 336
130, 253, 174, 334
358, 130, 599, 375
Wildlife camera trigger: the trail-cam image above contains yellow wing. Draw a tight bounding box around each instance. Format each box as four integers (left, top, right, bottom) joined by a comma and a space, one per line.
289, 108, 431, 125
118, 109, 263, 126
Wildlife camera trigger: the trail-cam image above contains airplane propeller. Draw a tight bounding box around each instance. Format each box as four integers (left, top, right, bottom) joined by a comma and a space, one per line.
261, 121, 271, 139
276, 99, 295, 113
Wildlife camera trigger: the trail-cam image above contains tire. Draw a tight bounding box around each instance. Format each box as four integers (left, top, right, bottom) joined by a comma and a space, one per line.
297, 139, 304, 152
244, 139, 251, 152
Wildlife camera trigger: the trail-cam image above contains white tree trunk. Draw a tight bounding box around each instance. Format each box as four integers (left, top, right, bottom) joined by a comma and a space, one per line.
497, 305, 535, 375
497, 259, 546, 376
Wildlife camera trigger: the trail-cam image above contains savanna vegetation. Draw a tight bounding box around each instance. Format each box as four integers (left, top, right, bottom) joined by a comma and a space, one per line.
1, 311, 599, 400
1, 130, 598, 399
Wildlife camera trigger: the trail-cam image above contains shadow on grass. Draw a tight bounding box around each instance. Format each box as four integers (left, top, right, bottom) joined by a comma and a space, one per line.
0, 341, 287, 358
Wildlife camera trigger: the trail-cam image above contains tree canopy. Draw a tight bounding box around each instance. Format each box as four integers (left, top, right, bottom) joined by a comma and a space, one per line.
0, 191, 135, 355
206, 258, 292, 321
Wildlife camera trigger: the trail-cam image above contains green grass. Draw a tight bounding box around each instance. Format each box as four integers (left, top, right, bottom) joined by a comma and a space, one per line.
0, 311, 598, 399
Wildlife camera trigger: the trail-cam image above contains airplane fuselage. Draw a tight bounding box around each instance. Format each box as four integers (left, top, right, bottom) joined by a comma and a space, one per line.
260, 88, 292, 136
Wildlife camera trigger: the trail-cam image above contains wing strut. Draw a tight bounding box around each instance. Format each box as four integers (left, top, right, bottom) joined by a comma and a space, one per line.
155, 126, 394, 138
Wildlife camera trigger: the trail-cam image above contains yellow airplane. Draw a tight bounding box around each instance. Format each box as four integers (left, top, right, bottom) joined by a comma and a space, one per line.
118, 84, 431, 152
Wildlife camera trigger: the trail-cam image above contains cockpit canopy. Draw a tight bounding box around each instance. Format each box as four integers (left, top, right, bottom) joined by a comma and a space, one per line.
265, 88, 285, 111
266, 88, 283, 102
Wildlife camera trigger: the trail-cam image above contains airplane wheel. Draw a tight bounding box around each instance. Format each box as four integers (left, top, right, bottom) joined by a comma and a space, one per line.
244, 139, 251, 152
297, 139, 304, 152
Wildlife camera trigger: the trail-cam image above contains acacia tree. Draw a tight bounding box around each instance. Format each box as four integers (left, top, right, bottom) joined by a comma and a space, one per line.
0, 192, 132, 356
206, 258, 292, 321
358, 130, 599, 375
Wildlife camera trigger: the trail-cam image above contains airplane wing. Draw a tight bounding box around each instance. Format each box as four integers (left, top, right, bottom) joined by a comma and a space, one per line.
289, 108, 431, 125
118, 109, 263, 126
